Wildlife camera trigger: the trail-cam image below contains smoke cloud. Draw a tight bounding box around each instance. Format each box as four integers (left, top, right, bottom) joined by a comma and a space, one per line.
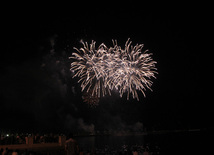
65, 114, 95, 133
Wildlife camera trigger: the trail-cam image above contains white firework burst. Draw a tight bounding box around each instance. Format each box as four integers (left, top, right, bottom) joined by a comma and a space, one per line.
70, 38, 157, 102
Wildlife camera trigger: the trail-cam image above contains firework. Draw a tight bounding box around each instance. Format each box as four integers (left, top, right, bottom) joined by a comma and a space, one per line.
70, 39, 157, 102
105, 39, 157, 100
69, 40, 110, 98
82, 90, 99, 107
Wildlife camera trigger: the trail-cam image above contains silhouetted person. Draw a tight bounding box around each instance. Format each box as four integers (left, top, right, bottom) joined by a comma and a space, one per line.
2, 147, 8, 155
12, 149, 18, 155
133, 150, 139, 155
143, 148, 150, 155
0, 148, 3, 155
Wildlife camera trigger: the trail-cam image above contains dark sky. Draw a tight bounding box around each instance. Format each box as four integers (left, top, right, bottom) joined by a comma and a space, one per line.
1, 4, 208, 133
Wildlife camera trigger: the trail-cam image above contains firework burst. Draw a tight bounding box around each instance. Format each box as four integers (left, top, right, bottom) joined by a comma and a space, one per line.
105, 39, 157, 100
82, 90, 99, 107
70, 39, 157, 103
69, 40, 110, 98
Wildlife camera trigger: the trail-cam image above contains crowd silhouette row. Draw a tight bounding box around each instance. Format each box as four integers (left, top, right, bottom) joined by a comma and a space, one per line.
0, 133, 161, 155
0, 133, 61, 145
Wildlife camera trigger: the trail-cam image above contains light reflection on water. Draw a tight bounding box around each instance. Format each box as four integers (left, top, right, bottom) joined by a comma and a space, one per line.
74, 131, 203, 155
75, 135, 145, 151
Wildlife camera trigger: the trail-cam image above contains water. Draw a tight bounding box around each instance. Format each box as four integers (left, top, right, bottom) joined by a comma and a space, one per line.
75, 130, 206, 155
76, 135, 145, 150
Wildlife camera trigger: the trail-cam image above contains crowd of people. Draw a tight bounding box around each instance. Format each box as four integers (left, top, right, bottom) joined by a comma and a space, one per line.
0, 134, 26, 145
0, 133, 161, 155
0, 148, 36, 155
0, 144, 160, 155
0, 133, 60, 145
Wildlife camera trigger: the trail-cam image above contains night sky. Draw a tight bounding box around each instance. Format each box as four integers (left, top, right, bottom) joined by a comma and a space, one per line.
1, 4, 208, 133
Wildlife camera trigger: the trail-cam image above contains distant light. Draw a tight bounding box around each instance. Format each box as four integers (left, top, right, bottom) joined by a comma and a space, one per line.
6, 134, 9, 137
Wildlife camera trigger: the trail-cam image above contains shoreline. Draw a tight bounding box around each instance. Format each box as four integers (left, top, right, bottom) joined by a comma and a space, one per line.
73, 128, 201, 137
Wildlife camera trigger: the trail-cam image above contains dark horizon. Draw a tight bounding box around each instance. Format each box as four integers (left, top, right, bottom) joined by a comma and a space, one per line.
1, 4, 208, 134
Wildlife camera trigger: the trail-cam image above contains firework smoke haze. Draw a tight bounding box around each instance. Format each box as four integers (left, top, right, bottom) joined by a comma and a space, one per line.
70, 39, 157, 102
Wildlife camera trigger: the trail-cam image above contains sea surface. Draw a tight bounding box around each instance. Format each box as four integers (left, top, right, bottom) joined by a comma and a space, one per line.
75, 130, 207, 155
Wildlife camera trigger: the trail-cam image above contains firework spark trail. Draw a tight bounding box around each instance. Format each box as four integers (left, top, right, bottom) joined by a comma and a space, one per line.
70, 39, 157, 102
104, 39, 157, 100
70, 40, 110, 98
